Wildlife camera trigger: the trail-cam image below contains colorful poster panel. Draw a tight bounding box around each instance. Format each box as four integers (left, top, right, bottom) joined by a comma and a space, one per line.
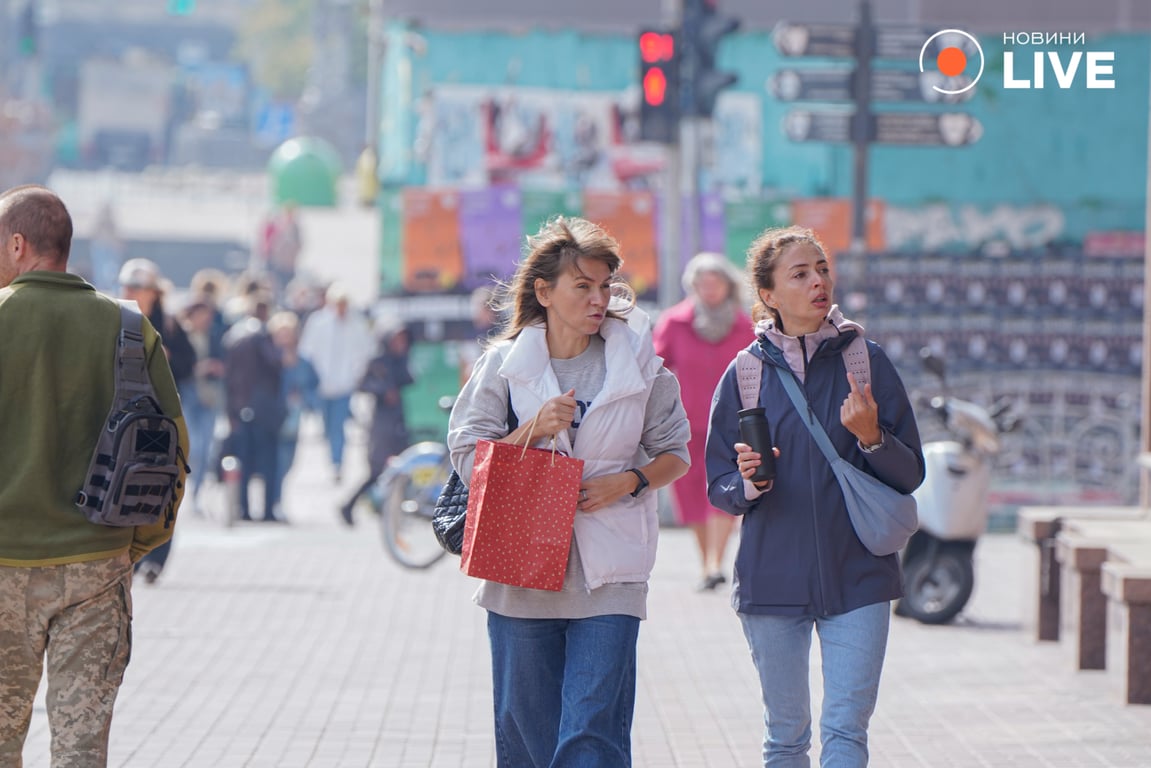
402, 188, 462, 293
791, 198, 886, 265
379, 188, 404, 295
583, 191, 658, 298
724, 198, 790, 268
459, 186, 523, 289
521, 188, 583, 240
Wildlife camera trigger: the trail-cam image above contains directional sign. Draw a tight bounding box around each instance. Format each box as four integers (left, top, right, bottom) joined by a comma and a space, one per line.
871, 69, 974, 103
772, 22, 856, 58
782, 110, 854, 143
770, 69, 854, 102
874, 26, 932, 59
871, 112, 983, 146
771, 68, 974, 104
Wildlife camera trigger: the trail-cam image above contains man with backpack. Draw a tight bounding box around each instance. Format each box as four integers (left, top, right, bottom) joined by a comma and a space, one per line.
0, 186, 189, 767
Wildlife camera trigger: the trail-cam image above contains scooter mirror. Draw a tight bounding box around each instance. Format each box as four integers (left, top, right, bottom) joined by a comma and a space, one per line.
919, 347, 946, 380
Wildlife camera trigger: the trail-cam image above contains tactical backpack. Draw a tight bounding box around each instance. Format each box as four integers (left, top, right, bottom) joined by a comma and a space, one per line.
75, 301, 186, 528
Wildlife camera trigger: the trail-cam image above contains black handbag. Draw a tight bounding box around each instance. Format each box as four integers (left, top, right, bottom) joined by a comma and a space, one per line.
431, 470, 470, 555
431, 392, 517, 555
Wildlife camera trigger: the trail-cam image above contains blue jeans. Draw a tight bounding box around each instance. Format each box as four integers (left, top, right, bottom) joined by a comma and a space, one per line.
739, 602, 890, 768
319, 395, 352, 469
178, 384, 219, 502
487, 612, 640, 768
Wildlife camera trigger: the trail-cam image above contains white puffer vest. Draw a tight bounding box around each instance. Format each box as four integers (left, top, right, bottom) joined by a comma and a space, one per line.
499, 315, 663, 590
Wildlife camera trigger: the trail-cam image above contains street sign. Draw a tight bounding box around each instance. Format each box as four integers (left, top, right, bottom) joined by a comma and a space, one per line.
782, 110, 853, 143
770, 69, 853, 102
874, 26, 932, 59
771, 68, 973, 104
871, 112, 982, 146
772, 22, 856, 58
871, 69, 973, 103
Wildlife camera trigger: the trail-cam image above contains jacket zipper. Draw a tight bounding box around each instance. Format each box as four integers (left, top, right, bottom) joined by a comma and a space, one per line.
792, 355, 830, 614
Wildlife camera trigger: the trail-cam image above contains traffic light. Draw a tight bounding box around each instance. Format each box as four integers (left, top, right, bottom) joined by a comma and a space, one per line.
167, 0, 195, 14
637, 28, 680, 143
681, 0, 740, 117
17, 0, 36, 57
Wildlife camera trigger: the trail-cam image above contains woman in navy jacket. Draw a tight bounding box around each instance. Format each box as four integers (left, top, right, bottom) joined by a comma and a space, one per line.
705, 226, 924, 767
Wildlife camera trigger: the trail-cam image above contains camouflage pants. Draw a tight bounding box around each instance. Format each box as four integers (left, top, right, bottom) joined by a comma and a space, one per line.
0, 553, 133, 768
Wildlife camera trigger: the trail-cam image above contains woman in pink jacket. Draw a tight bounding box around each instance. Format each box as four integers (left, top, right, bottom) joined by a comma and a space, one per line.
653, 252, 755, 590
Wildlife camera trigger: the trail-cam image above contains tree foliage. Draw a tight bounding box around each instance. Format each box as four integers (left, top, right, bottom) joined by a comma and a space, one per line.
236, 0, 315, 100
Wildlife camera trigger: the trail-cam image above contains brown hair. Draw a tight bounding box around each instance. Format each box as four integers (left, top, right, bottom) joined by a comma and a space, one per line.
0, 185, 73, 264
745, 225, 829, 326
492, 216, 635, 342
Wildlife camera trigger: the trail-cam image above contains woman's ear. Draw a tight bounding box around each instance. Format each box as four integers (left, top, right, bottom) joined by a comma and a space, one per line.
758, 287, 774, 308
534, 277, 551, 307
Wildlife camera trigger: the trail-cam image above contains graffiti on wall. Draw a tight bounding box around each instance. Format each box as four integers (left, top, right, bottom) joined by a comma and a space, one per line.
886, 203, 1066, 251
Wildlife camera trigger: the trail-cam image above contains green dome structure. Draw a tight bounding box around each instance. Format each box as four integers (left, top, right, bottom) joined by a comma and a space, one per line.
267, 137, 343, 207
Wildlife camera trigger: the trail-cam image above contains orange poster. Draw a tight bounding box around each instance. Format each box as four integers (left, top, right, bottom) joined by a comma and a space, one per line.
791, 198, 886, 269
583, 191, 658, 297
402, 188, 463, 292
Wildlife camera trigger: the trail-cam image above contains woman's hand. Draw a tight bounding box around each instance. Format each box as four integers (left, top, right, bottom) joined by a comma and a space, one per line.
531, 388, 578, 441
576, 471, 635, 512
840, 371, 882, 447
734, 442, 780, 487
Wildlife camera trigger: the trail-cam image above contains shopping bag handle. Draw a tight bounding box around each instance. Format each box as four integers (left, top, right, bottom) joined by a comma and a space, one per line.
513, 411, 561, 465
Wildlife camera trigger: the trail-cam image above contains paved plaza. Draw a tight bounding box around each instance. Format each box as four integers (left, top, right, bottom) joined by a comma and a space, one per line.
18, 421, 1151, 767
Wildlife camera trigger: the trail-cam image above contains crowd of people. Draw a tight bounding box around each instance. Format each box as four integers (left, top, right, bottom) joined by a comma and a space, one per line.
109, 258, 409, 557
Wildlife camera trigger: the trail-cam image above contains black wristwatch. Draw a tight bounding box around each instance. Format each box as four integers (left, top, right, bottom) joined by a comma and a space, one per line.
627, 468, 650, 498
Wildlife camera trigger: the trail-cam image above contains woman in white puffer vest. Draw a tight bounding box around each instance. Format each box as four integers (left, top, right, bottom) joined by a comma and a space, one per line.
448, 216, 690, 768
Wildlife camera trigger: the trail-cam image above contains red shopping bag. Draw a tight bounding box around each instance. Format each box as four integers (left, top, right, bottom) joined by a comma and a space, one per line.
460, 438, 584, 591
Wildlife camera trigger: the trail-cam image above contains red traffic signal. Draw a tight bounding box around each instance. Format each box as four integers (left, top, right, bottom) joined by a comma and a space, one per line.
640, 31, 676, 64
643, 67, 668, 106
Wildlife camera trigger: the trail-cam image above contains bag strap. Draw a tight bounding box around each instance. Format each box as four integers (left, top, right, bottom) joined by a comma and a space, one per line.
843, 334, 871, 389
774, 365, 844, 468
735, 331, 870, 410
735, 350, 762, 410
115, 300, 153, 400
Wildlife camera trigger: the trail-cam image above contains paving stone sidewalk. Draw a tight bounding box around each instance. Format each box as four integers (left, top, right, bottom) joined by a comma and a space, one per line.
21, 427, 1151, 767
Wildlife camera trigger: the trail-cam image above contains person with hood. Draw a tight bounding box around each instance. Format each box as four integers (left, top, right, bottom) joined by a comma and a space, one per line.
447, 216, 690, 767
339, 323, 414, 525
704, 226, 924, 767
652, 252, 754, 591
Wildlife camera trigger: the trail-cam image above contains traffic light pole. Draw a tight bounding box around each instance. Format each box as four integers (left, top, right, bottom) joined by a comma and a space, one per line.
658, 0, 683, 309
844, 0, 873, 308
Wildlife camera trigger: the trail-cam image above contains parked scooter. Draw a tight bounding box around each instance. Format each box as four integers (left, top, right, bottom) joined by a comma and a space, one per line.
896, 349, 1018, 624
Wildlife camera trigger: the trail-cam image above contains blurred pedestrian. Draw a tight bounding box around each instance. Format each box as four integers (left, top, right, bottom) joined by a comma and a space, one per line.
340, 323, 414, 525
0, 185, 187, 766
180, 299, 226, 515
705, 226, 924, 767
119, 258, 196, 584
298, 284, 374, 483
447, 216, 691, 767
223, 295, 286, 522
259, 203, 302, 297
652, 252, 754, 591
269, 310, 319, 513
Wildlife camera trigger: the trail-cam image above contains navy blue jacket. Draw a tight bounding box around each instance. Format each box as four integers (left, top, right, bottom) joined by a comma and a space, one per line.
705, 332, 925, 617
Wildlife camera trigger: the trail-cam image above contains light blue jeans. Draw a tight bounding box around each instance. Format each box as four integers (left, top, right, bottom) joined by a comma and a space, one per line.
487, 612, 640, 768
739, 602, 891, 768
319, 395, 352, 469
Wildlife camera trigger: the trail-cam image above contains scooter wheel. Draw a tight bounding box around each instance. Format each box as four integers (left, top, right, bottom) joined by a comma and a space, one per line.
899, 548, 975, 625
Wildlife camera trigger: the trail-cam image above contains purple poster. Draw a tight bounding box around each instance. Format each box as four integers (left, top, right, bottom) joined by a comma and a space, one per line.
654, 194, 731, 295
459, 186, 523, 290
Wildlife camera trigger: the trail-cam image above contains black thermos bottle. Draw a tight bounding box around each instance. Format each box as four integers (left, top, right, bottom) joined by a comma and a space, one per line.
738, 407, 776, 483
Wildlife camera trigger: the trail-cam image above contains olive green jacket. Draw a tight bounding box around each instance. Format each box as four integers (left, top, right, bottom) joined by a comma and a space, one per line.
0, 272, 188, 565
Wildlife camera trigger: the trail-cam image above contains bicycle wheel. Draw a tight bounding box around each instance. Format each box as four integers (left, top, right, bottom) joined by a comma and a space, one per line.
379, 444, 451, 570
